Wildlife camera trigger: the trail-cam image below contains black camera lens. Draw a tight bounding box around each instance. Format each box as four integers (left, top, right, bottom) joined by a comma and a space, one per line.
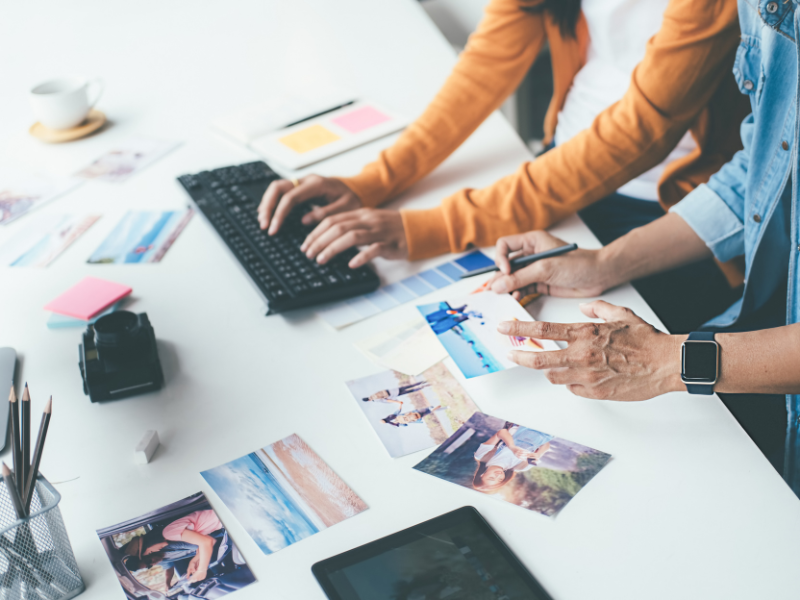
94, 311, 141, 348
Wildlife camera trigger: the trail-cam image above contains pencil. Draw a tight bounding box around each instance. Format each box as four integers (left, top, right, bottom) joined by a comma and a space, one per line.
23, 397, 51, 515
21, 384, 30, 505
8, 386, 22, 499
459, 243, 579, 279
2, 463, 25, 520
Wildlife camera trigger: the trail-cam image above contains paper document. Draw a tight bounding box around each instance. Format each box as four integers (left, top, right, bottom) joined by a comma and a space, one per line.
355, 319, 448, 375
75, 137, 180, 183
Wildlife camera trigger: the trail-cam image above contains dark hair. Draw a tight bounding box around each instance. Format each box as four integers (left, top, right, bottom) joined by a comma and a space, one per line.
523, 0, 582, 39
472, 462, 516, 493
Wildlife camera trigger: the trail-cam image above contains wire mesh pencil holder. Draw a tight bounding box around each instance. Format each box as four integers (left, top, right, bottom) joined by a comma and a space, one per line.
0, 477, 84, 600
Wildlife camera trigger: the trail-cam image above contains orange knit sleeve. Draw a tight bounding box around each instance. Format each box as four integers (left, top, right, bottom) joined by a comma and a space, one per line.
401, 0, 742, 260
337, 0, 546, 208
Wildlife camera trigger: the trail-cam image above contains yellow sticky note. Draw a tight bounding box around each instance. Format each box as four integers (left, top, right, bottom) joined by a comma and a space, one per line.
278, 125, 340, 154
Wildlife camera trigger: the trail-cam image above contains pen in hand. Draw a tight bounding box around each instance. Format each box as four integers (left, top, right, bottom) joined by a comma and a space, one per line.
460, 243, 579, 279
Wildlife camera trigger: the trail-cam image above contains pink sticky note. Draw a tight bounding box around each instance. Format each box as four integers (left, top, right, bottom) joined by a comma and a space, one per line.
331, 106, 391, 134
44, 276, 132, 320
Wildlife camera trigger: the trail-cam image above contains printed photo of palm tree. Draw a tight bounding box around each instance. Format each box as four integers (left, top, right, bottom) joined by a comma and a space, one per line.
201, 434, 367, 555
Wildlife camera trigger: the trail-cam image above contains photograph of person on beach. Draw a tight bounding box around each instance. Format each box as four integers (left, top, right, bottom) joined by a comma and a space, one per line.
417, 292, 558, 379
346, 362, 479, 458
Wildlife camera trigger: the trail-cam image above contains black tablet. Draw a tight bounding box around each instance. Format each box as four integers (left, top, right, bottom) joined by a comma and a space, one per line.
312, 506, 553, 600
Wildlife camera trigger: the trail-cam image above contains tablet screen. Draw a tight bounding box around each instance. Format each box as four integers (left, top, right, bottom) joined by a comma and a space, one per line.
313, 507, 551, 600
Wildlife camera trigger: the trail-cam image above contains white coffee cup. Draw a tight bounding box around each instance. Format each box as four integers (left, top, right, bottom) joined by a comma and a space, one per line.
29, 77, 104, 130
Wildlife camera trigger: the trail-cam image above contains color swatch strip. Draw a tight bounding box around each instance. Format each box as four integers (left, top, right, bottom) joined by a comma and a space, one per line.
316, 250, 494, 329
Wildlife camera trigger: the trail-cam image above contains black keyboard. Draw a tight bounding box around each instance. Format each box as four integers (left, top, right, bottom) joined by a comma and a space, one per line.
178, 161, 380, 314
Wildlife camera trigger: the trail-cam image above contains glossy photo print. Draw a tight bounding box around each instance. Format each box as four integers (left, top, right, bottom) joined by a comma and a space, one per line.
201, 434, 367, 555
345, 362, 480, 458
96, 492, 256, 600
414, 412, 612, 517
417, 292, 559, 379
88, 209, 193, 264
75, 137, 179, 183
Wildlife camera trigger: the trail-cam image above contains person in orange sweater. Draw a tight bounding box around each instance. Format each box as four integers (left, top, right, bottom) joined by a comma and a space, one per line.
257, 0, 748, 332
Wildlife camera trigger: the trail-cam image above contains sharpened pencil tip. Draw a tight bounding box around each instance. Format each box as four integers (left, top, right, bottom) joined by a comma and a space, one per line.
8, 386, 15, 403
1, 463, 10, 477
44, 397, 52, 414
21, 385, 29, 402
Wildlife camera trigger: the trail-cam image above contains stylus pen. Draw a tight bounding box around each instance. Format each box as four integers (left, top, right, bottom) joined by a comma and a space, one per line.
459, 243, 579, 279
283, 100, 356, 128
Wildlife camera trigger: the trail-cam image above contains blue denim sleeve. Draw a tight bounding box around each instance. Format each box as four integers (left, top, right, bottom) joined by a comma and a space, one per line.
669, 115, 753, 262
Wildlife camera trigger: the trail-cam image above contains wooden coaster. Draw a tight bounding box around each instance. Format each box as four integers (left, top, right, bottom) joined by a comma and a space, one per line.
29, 109, 106, 143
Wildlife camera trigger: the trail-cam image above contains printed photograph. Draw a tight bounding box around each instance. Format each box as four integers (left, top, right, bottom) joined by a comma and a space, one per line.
88, 209, 193, 264
417, 292, 559, 379
414, 412, 612, 517
96, 492, 256, 600
0, 214, 99, 267
346, 362, 480, 458
0, 174, 82, 225
75, 137, 179, 183
201, 434, 367, 555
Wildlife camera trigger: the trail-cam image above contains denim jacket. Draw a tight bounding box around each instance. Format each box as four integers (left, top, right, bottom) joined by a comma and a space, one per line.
670, 0, 800, 491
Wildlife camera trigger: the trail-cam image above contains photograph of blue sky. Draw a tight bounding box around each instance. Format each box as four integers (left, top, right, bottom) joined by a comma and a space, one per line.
201, 452, 319, 555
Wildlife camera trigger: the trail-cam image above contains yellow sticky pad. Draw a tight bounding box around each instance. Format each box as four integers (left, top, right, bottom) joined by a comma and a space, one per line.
278, 124, 340, 154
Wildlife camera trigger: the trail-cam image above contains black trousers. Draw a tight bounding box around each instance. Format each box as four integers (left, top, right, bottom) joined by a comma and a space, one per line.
579, 193, 788, 478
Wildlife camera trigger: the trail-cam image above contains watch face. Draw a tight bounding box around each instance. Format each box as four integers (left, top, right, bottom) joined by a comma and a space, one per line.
682, 341, 718, 382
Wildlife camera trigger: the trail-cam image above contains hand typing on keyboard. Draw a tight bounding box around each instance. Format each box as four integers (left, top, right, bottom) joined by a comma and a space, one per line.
300, 208, 408, 269
258, 175, 361, 235
178, 162, 381, 313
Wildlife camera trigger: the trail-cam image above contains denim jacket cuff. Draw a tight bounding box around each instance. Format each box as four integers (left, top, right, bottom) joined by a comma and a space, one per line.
669, 184, 745, 262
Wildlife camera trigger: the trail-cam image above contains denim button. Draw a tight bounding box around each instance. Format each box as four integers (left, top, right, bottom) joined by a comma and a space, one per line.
753, 214, 762, 223
743, 80, 754, 91
782, 140, 790, 151
766, 1, 779, 13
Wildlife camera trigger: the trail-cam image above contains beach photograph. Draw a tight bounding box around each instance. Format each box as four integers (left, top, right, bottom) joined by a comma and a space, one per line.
0, 214, 99, 267
201, 434, 367, 555
88, 209, 193, 264
346, 362, 480, 457
414, 412, 612, 517
417, 292, 559, 379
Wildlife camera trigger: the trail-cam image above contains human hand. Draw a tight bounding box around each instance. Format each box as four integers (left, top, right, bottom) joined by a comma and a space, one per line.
498, 300, 685, 401
188, 567, 208, 583
257, 175, 362, 234
186, 556, 199, 576
489, 231, 612, 299
300, 208, 407, 268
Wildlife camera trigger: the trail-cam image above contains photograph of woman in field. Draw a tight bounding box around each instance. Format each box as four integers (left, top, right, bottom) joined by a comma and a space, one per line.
415, 412, 612, 516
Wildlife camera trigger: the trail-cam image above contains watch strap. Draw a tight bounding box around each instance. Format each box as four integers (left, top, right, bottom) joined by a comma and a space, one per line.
685, 331, 716, 395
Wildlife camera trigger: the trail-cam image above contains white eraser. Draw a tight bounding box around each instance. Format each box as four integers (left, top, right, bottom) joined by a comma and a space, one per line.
134, 430, 160, 464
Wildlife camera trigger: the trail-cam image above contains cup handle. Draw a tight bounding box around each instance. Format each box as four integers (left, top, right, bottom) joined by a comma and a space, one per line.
86, 78, 104, 109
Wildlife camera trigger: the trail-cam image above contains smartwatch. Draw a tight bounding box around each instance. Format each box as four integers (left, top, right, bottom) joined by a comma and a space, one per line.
681, 331, 719, 395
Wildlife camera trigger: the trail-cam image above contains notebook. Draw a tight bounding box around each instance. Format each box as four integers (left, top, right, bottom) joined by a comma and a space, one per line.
213, 95, 407, 170
44, 277, 132, 320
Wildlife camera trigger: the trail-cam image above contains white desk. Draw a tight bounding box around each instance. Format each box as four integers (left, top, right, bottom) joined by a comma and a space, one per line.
1, 1, 799, 598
